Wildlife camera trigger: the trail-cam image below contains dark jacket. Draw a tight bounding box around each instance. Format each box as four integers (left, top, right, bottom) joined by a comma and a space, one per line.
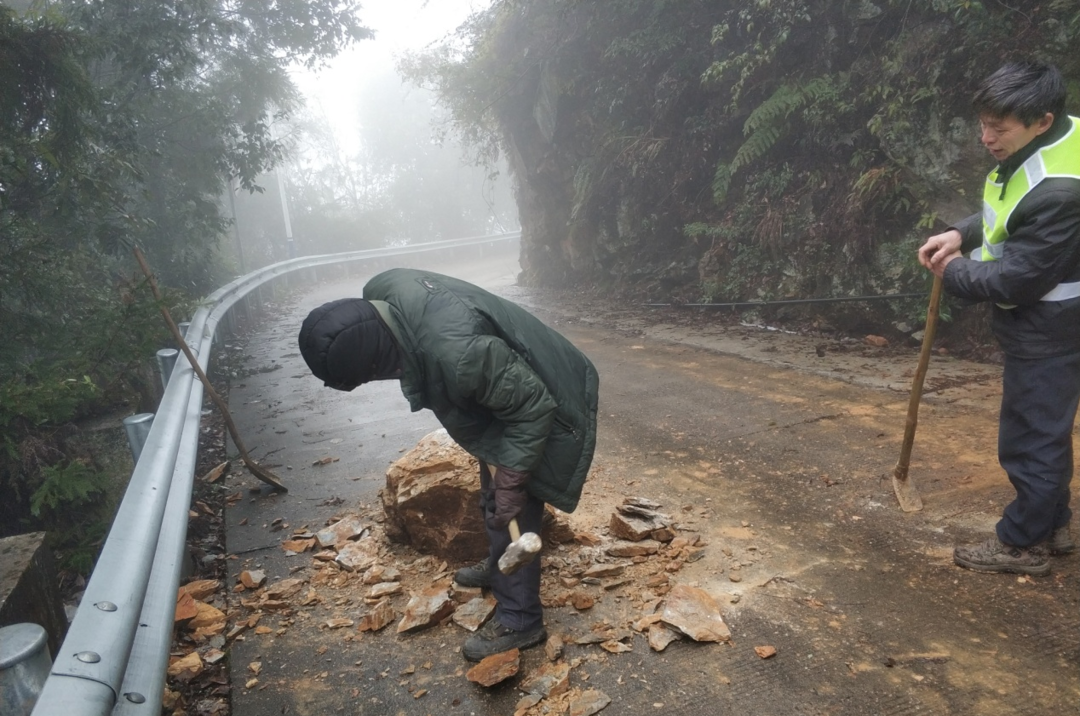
945, 120, 1080, 358
363, 268, 599, 513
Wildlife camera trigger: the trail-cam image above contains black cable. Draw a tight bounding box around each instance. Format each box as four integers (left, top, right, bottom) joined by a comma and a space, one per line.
645, 292, 925, 308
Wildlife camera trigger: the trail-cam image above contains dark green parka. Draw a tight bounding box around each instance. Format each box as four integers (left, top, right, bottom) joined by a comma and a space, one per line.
363, 268, 599, 513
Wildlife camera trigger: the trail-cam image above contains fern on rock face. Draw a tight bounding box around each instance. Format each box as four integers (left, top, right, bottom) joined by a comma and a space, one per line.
714, 76, 834, 202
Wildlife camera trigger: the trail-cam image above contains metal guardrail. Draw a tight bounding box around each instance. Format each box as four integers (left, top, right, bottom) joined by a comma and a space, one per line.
27, 232, 519, 716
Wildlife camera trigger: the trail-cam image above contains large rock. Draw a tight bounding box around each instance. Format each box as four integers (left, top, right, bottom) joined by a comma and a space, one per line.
381, 430, 487, 563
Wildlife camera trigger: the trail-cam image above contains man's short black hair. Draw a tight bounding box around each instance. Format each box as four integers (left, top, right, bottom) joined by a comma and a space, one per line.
973, 61, 1066, 126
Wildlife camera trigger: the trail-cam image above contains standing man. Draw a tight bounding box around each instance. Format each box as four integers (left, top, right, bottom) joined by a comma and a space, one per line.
919, 61, 1080, 576
298, 268, 599, 659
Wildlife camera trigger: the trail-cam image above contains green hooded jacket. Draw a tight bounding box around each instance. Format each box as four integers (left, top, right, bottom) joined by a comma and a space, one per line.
363, 268, 599, 513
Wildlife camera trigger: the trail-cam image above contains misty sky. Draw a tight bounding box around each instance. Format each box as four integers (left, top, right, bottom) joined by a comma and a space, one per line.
292, 0, 490, 153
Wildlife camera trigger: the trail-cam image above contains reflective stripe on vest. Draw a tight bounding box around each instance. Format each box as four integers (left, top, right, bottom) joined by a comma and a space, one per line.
973, 115, 1080, 304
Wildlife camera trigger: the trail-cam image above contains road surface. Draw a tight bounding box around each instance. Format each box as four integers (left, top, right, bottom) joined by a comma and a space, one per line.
221, 249, 1078, 715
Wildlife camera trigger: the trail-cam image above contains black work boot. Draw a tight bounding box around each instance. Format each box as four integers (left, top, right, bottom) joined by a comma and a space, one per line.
462, 618, 547, 662
453, 559, 491, 588
1048, 525, 1076, 555
953, 537, 1050, 576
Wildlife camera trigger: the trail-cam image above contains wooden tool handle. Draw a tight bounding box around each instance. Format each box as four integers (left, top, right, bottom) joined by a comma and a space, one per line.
895, 274, 944, 479
508, 518, 521, 542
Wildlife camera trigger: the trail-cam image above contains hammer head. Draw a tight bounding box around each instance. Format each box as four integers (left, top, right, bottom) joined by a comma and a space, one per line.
497, 531, 542, 575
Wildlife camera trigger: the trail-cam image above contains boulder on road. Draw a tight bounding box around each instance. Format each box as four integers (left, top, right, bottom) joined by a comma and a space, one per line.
381, 430, 487, 563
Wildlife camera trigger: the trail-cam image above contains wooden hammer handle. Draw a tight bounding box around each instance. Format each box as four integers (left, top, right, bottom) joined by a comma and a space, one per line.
508, 518, 521, 542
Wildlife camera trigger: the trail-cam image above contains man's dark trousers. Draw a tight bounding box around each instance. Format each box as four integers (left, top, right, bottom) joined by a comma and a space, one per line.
479, 462, 544, 631
997, 350, 1080, 547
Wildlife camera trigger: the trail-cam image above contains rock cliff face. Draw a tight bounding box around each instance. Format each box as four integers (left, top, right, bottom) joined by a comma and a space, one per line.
473, 0, 1079, 338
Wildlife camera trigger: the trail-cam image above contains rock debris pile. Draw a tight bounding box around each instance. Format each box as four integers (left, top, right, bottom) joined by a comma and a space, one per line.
187, 432, 741, 715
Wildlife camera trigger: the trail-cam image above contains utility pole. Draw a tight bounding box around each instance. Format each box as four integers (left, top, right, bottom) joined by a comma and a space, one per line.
275, 169, 296, 259
227, 177, 246, 273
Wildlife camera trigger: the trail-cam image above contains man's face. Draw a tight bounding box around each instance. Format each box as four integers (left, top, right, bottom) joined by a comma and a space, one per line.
979, 112, 1053, 162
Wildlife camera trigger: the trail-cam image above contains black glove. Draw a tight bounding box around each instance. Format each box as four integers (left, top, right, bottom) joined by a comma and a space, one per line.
489, 466, 530, 530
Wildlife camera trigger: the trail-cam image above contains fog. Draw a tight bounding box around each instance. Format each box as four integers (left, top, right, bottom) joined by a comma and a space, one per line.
223, 0, 515, 268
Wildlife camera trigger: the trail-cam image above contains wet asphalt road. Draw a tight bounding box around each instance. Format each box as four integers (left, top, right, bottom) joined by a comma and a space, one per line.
221, 248, 1078, 716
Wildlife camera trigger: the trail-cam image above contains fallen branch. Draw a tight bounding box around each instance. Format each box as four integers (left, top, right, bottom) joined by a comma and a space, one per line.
134, 246, 287, 492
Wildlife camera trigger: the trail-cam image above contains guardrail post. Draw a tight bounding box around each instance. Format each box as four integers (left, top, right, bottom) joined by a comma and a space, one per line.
155, 349, 179, 391
122, 413, 155, 463
177, 322, 191, 339
0, 623, 51, 716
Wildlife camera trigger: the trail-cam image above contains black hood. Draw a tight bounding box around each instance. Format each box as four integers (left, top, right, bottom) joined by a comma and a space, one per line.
297, 298, 402, 391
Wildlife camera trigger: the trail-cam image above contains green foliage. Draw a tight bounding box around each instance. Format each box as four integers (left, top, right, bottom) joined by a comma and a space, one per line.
713, 77, 833, 202
0, 376, 97, 431
406, 0, 1080, 340
30, 460, 108, 518
0, 1, 367, 571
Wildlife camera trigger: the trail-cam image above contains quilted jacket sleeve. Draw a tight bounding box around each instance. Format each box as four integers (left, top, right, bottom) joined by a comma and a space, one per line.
457, 335, 558, 472
944, 183, 1080, 306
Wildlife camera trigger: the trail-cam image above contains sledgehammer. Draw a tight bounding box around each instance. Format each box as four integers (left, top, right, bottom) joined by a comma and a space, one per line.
498, 518, 542, 575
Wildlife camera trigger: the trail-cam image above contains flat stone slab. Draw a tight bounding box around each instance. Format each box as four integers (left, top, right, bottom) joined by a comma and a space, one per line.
452, 596, 497, 632
397, 585, 455, 633
570, 689, 611, 716
466, 648, 520, 687
606, 540, 660, 557
660, 584, 730, 642
315, 515, 367, 548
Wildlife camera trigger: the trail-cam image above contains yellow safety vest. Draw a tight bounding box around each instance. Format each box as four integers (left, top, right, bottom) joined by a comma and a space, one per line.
974, 115, 1080, 305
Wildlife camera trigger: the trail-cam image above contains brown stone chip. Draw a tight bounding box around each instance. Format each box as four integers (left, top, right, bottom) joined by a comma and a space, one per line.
466, 648, 520, 687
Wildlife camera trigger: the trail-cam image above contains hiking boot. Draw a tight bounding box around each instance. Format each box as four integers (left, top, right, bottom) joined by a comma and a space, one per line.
1048, 526, 1076, 555
953, 537, 1050, 576
454, 559, 491, 588
462, 618, 547, 662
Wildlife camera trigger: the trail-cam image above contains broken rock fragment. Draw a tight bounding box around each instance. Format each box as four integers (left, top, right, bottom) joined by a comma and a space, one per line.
570, 689, 612, 716
609, 498, 672, 542
335, 537, 380, 571
166, 652, 203, 681
315, 515, 367, 549
660, 584, 731, 642
179, 579, 220, 601
382, 430, 488, 562
281, 538, 315, 553
647, 622, 682, 652
606, 540, 659, 558
367, 582, 402, 599
264, 578, 304, 601
600, 639, 632, 654
542, 506, 577, 544
545, 633, 565, 662
239, 570, 266, 589
521, 660, 571, 698
466, 648, 520, 687
583, 563, 625, 579
397, 584, 456, 633
362, 565, 401, 584
188, 602, 227, 631
174, 591, 198, 622
571, 592, 595, 611
358, 599, 396, 632
452, 596, 497, 632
